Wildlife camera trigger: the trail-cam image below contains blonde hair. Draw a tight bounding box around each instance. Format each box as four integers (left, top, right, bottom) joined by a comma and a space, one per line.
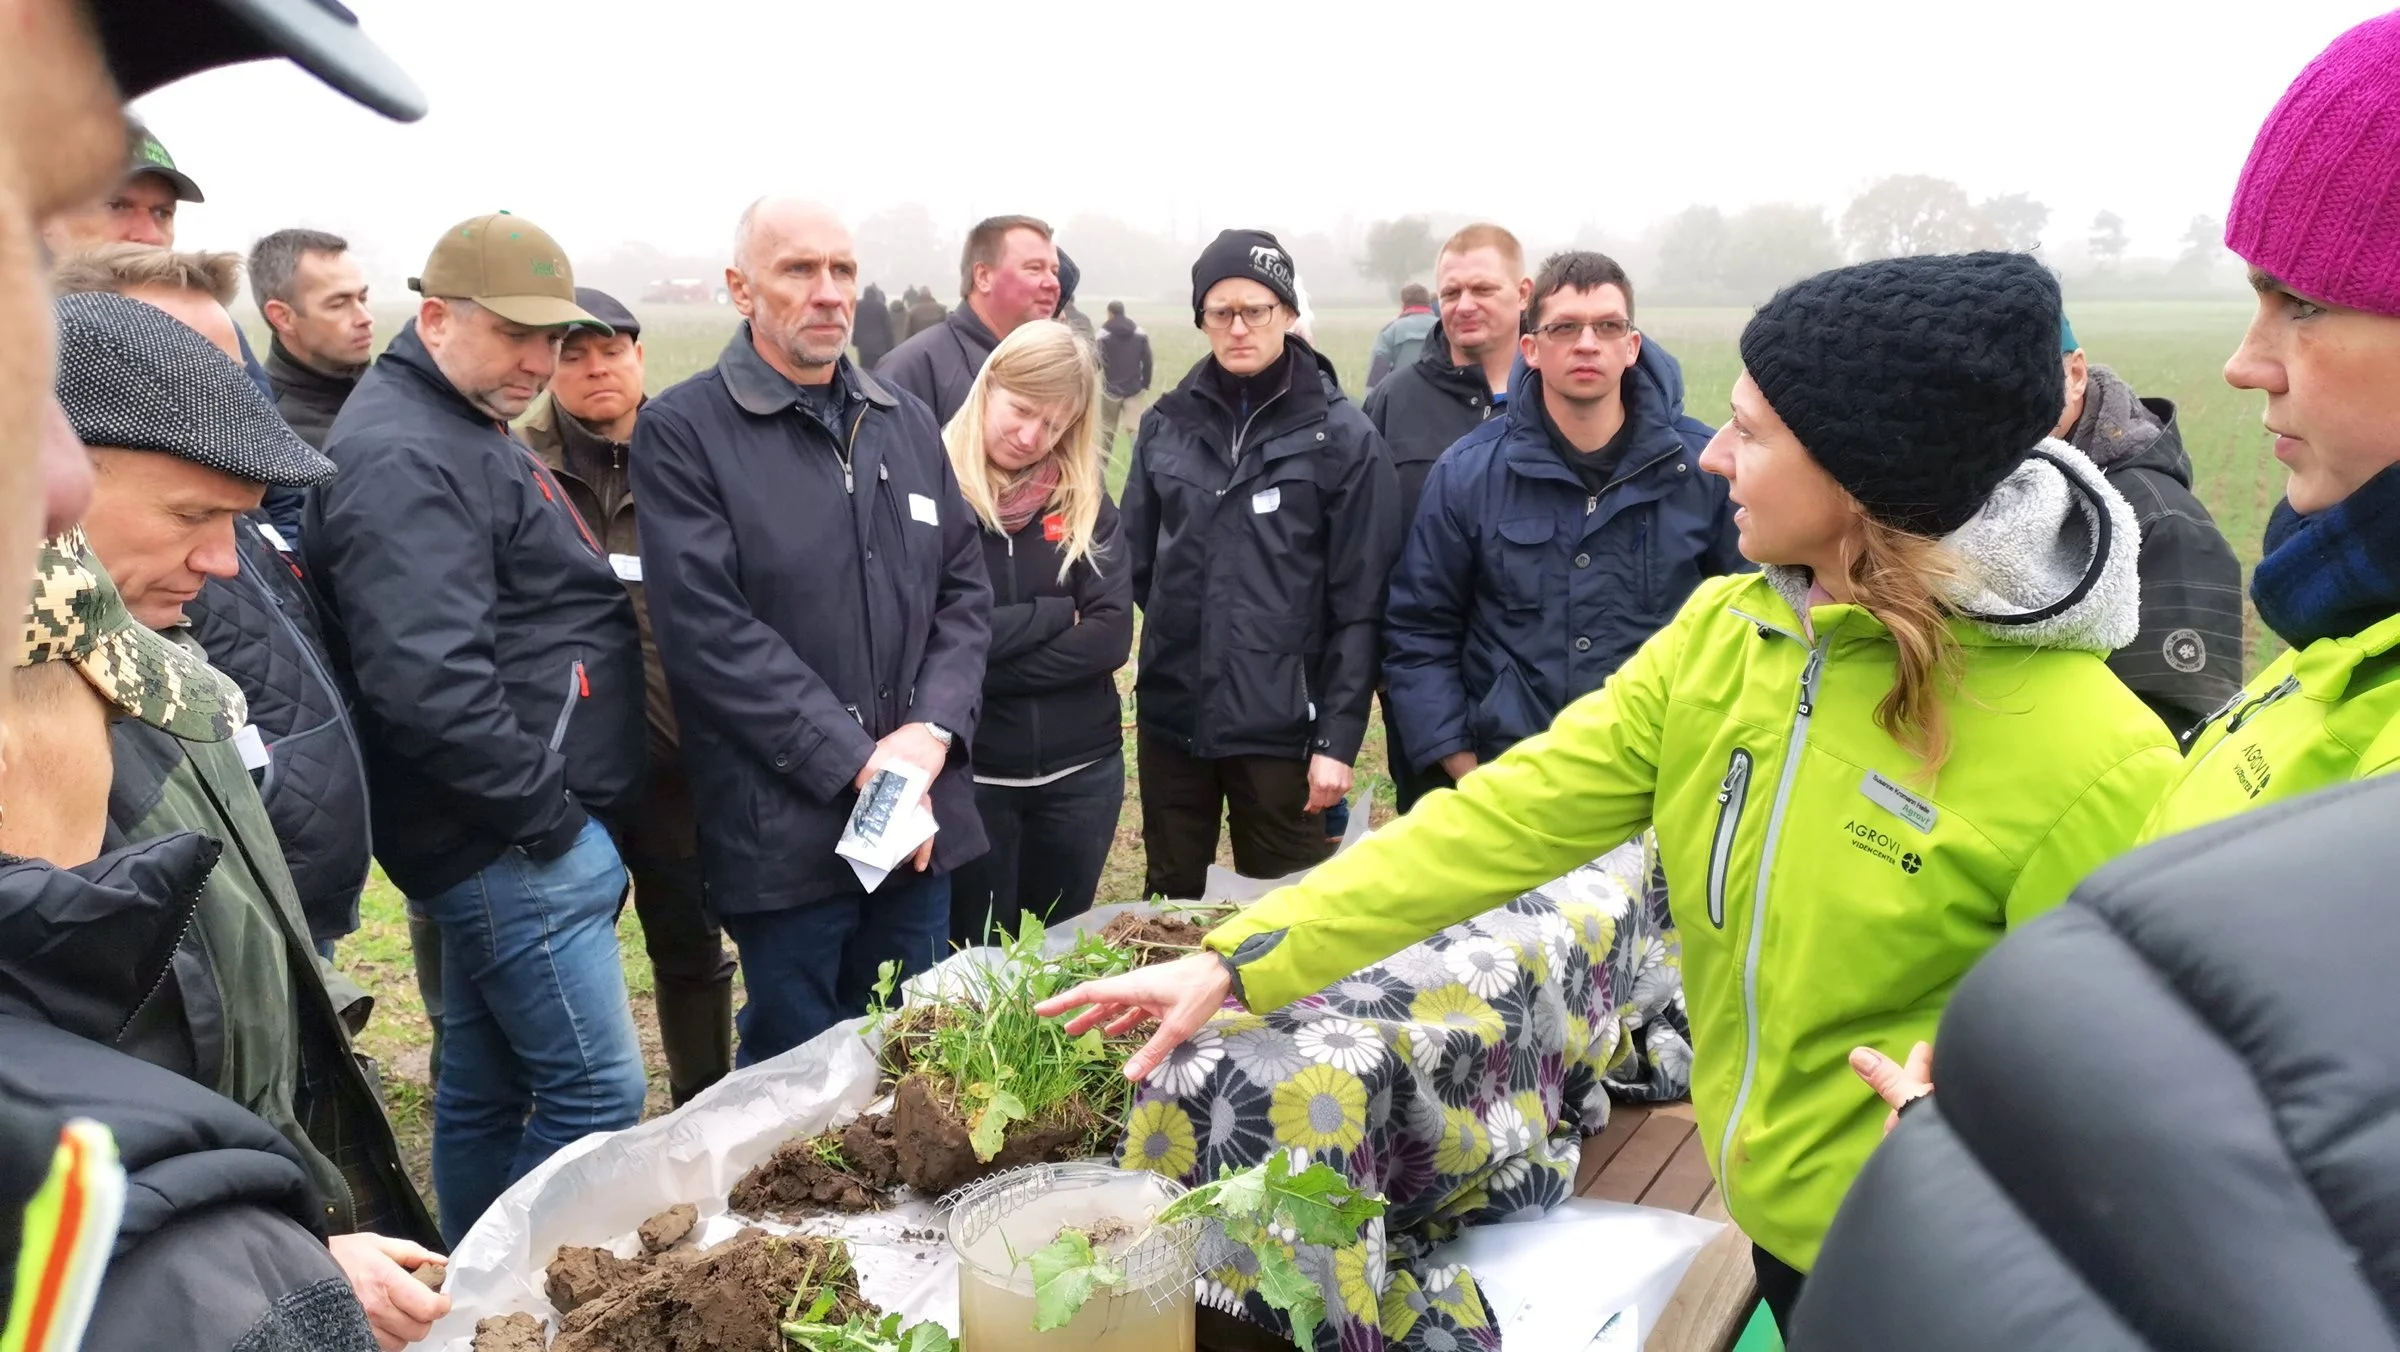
1441, 222, 1526, 276
52, 243, 241, 305
1839, 513, 1967, 776
943, 319, 1105, 579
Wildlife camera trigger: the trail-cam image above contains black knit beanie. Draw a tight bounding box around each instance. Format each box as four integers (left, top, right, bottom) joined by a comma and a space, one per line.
1739, 252, 2065, 537
1191, 228, 1300, 326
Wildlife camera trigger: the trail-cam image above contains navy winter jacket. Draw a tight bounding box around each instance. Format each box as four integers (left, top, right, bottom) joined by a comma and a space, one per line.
1383, 345, 1745, 771
633, 329, 993, 914
306, 323, 647, 899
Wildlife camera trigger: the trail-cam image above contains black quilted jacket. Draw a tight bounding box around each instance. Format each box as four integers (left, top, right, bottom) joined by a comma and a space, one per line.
184, 513, 371, 943
1794, 774, 2400, 1352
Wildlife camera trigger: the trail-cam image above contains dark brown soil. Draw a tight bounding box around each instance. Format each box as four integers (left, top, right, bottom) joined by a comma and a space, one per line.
637, 1203, 697, 1253
471, 1312, 547, 1352
411, 1258, 447, 1291
728, 1112, 904, 1216
890, 1072, 1094, 1197
1097, 911, 1209, 964
549, 1228, 871, 1352
546, 1245, 639, 1315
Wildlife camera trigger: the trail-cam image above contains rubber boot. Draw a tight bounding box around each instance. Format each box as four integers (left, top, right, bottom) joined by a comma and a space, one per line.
654, 975, 734, 1108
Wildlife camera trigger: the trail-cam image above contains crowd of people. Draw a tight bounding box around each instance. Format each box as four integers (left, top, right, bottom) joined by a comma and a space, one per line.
0, 3, 2395, 1352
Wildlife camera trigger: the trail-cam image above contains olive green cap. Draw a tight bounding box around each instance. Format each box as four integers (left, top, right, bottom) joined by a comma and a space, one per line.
408, 213, 603, 330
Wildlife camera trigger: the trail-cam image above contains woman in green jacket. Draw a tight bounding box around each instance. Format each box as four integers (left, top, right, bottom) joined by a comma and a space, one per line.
1043, 252, 2182, 1333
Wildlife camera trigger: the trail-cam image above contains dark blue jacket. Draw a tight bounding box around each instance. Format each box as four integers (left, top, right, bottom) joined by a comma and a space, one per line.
1383, 344, 1745, 771
632, 328, 993, 914
306, 324, 647, 900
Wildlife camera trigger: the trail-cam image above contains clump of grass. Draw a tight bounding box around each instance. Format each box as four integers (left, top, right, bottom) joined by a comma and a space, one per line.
869, 914, 1141, 1161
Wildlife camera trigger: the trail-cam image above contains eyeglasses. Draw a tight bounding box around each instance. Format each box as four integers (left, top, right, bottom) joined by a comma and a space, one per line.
1535, 319, 1634, 343
1201, 303, 1280, 331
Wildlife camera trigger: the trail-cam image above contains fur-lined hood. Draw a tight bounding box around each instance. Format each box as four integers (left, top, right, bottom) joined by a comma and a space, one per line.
1768, 439, 2142, 654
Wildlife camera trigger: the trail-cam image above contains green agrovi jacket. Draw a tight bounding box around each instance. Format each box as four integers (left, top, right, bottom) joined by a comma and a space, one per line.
2142, 608, 2400, 841
1211, 445, 2183, 1270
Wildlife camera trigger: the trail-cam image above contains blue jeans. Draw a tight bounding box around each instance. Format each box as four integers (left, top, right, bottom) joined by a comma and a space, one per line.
720, 869, 950, 1067
416, 818, 646, 1246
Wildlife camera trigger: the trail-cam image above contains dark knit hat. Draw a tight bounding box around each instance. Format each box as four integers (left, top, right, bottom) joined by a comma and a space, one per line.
1191, 229, 1299, 326
1739, 252, 2065, 537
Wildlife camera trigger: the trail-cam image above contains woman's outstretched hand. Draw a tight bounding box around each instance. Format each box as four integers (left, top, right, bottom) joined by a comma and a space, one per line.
1851, 1040, 1935, 1135
1035, 952, 1235, 1082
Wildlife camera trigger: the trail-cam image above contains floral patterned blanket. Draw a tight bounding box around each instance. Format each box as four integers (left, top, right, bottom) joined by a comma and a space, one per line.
1117, 836, 1691, 1351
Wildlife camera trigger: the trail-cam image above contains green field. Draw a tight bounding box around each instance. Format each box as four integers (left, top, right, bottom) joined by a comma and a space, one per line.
337, 299, 2278, 1211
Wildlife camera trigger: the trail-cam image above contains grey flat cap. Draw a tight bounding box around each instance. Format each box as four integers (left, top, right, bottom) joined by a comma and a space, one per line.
55, 292, 337, 488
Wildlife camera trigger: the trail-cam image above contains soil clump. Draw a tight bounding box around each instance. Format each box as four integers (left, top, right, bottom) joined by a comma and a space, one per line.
890, 1073, 1093, 1197
638, 1202, 698, 1253
470, 1313, 547, 1352
1096, 911, 1209, 964
548, 1227, 870, 1352
729, 1114, 904, 1216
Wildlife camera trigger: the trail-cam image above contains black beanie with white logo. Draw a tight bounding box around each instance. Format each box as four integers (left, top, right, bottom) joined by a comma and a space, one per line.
1191, 228, 1300, 326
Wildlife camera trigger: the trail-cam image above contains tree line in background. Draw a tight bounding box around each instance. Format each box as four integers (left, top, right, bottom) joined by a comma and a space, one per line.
568, 175, 2240, 313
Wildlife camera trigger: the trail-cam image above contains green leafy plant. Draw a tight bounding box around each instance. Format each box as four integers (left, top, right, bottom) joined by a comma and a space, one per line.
1027, 1155, 1386, 1347
778, 1242, 957, 1352
868, 912, 1142, 1163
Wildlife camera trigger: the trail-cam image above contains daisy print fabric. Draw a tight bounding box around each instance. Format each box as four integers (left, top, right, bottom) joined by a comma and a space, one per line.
1117, 835, 1681, 1352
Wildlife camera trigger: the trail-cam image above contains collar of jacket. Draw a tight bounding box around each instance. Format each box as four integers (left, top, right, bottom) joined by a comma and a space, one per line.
527, 391, 643, 475
948, 303, 1002, 358
264, 335, 362, 397
718, 323, 898, 418
0, 833, 221, 1042
2107, 397, 2195, 488
1410, 319, 1499, 402
1758, 440, 2144, 655
1497, 357, 1687, 490
378, 321, 517, 429
1157, 335, 1337, 447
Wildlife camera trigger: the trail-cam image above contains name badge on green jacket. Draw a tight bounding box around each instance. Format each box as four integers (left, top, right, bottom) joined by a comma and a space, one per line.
1860, 769, 1938, 833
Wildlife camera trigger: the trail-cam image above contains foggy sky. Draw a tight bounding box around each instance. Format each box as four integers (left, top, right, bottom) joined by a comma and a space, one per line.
130, 0, 2386, 292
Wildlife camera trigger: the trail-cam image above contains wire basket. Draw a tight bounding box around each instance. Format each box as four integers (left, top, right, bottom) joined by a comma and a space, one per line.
946, 1162, 1204, 1310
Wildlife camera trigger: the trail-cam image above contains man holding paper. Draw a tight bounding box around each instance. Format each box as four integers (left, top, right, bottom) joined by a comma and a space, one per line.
635, 198, 994, 1064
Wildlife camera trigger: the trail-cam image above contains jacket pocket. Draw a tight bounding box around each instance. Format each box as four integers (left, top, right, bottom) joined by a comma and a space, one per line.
1216, 612, 1312, 744
1706, 747, 1753, 928
1495, 516, 1555, 611
548, 658, 588, 752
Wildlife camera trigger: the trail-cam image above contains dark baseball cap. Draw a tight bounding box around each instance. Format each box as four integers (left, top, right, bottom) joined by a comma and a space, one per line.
124, 124, 204, 204
570, 287, 640, 340
409, 213, 600, 330
93, 0, 427, 123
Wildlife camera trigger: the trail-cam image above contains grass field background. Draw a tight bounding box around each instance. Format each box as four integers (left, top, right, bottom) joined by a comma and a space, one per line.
333, 298, 2275, 1208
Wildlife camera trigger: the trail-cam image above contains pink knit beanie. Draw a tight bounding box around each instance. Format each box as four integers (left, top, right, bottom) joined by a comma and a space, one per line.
2226, 9, 2400, 316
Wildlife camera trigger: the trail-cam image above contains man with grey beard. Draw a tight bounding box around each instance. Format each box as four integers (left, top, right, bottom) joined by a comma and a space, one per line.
632, 198, 992, 1062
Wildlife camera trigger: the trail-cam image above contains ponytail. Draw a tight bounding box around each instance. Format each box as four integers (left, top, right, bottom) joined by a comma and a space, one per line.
1841, 514, 1966, 777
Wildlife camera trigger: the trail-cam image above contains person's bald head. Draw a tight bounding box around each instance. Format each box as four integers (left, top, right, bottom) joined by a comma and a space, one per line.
726, 198, 858, 386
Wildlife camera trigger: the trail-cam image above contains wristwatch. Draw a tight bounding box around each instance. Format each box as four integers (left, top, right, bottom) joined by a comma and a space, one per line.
922, 722, 955, 748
